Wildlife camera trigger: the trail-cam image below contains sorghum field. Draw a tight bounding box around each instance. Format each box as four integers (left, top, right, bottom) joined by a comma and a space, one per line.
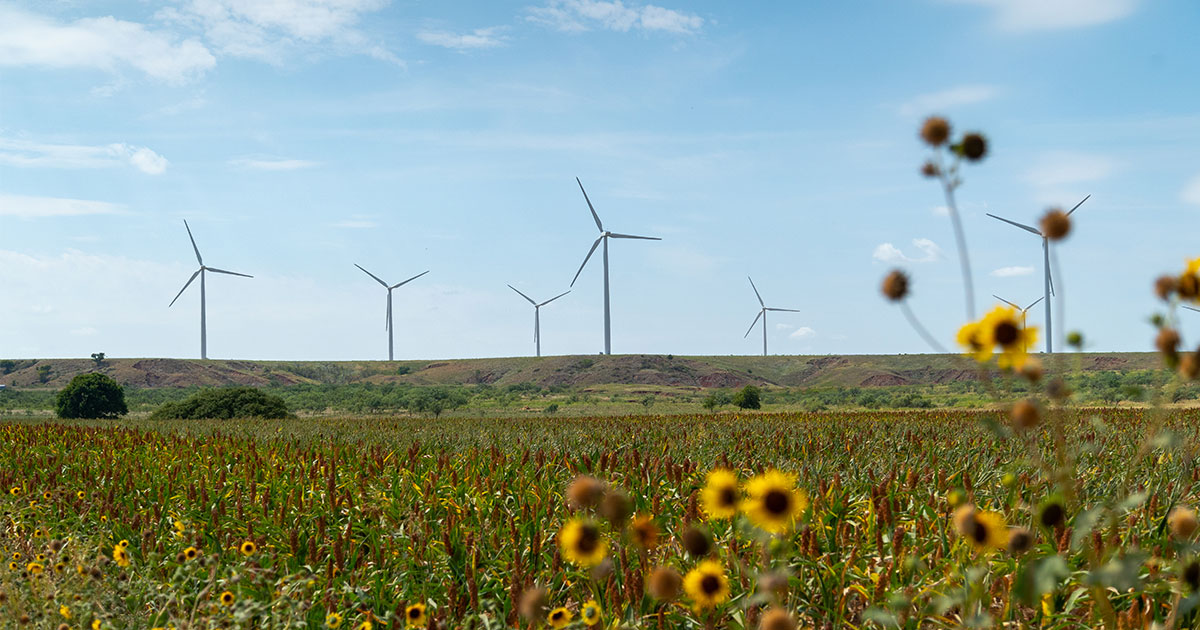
3, 408, 1200, 629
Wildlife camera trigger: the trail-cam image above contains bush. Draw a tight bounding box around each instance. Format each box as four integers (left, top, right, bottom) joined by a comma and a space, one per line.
732, 385, 762, 410
406, 386, 469, 418
56, 373, 128, 419
701, 391, 731, 411
151, 387, 290, 420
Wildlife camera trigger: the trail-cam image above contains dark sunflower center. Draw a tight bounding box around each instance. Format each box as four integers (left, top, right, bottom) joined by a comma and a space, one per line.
576, 526, 599, 553
551, 611, 564, 621
719, 487, 737, 507
1040, 503, 1065, 528
700, 574, 721, 595
764, 489, 791, 516
409, 609, 421, 619
994, 321, 1019, 346
969, 520, 988, 543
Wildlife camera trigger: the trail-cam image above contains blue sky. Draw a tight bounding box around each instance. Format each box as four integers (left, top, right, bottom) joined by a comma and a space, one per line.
1, 0, 1199, 360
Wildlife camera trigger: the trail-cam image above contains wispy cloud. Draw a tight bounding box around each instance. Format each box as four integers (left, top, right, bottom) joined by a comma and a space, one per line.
0, 137, 168, 174
1182, 173, 1200, 207
417, 27, 506, 50
872, 238, 944, 264
943, 0, 1141, 31
0, 4, 215, 83
991, 265, 1035, 277
789, 327, 816, 340
0, 194, 124, 218
528, 0, 703, 34
229, 157, 318, 171
897, 84, 1000, 117
1025, 151, 1116, 204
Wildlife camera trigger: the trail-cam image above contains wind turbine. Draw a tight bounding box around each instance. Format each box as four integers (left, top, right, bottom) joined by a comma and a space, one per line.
992, 294, 1046, 352
569, 177, 661, 355
508, 285, 570, 357
986, 194, 1089, 354
169, 220, 252, 360
1185, 305, 1200, 314
355, 265, 429, 361
743, 276, 801, 357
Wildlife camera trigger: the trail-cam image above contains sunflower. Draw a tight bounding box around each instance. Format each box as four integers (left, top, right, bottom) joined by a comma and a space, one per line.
700, 469, 740, 520
219, 591, 235, 606
113, 546, 130, 568
405, 603, 426, 628
33, 528, 46, 539
547, 607, 573, 629
26, 562, 44, 575
629, 514, 659, 550
76, 491, 85, 500
982, 306, 1037, 369
581, 600, 601, 626
183, 547, 199, 561
60, 605, 71, 619
356, 622, 373, 630
326, 613, 344, 628
558, 518, 608, 567
92, 620, 101, 630
683, 560, 730, 609
53, 562, 66, 574
8, 487, 20, 496
742, 470, 808, 534
118, 539, 129, 549
240, 541, 257, 556
956, 320, 992, 363
952, 505, 1008, 551
42, 491, 52, 500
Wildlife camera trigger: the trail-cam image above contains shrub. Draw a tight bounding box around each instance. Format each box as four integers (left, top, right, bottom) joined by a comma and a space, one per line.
36, 365, 52, 384
55, 373, 128, 419
732, 385, 762, 410
151, 387, 290, 420
701, 391, 731, 411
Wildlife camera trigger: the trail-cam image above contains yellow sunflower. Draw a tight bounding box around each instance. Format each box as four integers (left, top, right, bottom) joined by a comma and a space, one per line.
558, 518, 608, 567
113, 546, 130, 568
356, 621, 373, 630
183, 547, 199, 561
683, 560, 730, 609
956, 320, 992, 362
953, 505, 1008, 552
325, 613, 343, 628
405, 603, 426, 628
240, 541, 257, 556
219, 591, 235, 606
741, 470, 808, 534
981, 305, 1037, 369
700, 469, 740, 520
547, 607, 573, 629
26, 562, 44, 575
581, 600, 601, 626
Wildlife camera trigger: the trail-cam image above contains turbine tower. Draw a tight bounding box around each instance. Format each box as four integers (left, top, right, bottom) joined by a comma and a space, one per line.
169, 220, 252, 360
992, 294, 1045, 352
986, 194, 1089, 354
508, 285, 570, 357
355, 265, 429, 361
743, 276, 801, 357
570, 177, 661, 355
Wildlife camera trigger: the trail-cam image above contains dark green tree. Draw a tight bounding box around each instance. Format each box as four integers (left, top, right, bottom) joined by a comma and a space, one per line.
732, 385, 762, 410
56, 373, 128, 419
91, 352, 106, 368
36, 365, 52, 384
150, 387, 290, 420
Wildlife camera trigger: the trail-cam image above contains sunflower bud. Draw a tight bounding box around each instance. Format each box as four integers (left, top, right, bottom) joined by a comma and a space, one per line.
647, 566, 682, 600
1170, 507, 1199, 540
1010, 399, 1041, 431
1019, 358, 1043, 383
959, 133, 988, 161
1046, 378, 1071, 401
920, 117, 951, 147
1157, 328, 1182, 364
1182, 351, 1200, 381
1155, 275, 1178, 300
1038, 500, 1066, 529
1008, 527, 1034, 555
599, 489, 632, 526
1040, 208, 1071, 240
881, 270, 909, 302
681, 525, 712, 557
759, 608, 797, 630
920, 161, 939, 178
567, 476, 605, 510
518, 587, 549, 621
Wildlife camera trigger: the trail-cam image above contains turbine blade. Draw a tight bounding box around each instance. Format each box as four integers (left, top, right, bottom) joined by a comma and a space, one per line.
1049, 268, 1056, 297
570, 236, 603, 287
508, 284, 537, 305
986, 213, 1041, 235
1066, 194, 1091, 216
391, 270, 429, 289
607, 233, 661, 241
748, 276, 764, 307
1184, 305, 1200, 313
183, 220, 203, 265
743, 311, 763, 338
169, 269, 201, 307
205, 267, 253, 278
992, 295, 1021, 310
765, 308, 801, 312
538, 290, 570, 307
1025, 296, 1045, 311
576, 177, 604, 232
355, 264, 389, 288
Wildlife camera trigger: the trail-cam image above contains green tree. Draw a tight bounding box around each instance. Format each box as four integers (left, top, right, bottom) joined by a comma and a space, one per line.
0, 360, 15, 375
407, 386, 469, 418
701, 391, 732, 411
91, 352, 106, 368
150, 387, 290, 420
56, 373, 128, 419
732, 385, 762, 410
36, 365, 52, 384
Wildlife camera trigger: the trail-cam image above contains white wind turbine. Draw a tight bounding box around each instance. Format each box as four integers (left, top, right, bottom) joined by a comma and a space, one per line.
1185, 305, 1200, 314
743, 276, 801, 357
570, 177, 661, 355
986, 194, 1089, 354
508, 285, 570, 357
169, 220, 252, 360
355, 265, 429, 361
992, 294, 1046, 352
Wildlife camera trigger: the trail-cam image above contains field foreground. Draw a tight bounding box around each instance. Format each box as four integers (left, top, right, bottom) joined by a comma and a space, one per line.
1, 409, 1198, 629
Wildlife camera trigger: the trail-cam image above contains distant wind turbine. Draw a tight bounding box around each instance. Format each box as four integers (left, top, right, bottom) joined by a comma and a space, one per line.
743, 276, 801, 357
986, 194, 1090, 354
570, 177, 661, 355
169, 220, 252, 360
992, 294, 1046, 352
355, 265, 429, 361
508, 285, 570, 357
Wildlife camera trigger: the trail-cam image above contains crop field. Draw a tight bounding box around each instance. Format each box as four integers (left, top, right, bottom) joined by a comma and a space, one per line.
1, 409, 1199, 629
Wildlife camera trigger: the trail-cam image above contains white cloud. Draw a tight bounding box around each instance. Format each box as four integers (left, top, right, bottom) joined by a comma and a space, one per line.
158, 0, 399, 64
991, 265, 1035, 277
417, 27, 506, 50
932, 205, 951, 217
528, 0, 703, 34
872, 238, 944, 264
0, 5, 215, 83
789, 326, 815, 340
898, 84, 1000, 117
0, 137, 169, 174
0, 194, 124, 219
944, 0, 1140, 31
1182, 173, 1200, 207
229, 157, 319, 171
1025, 151, 1116, 205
